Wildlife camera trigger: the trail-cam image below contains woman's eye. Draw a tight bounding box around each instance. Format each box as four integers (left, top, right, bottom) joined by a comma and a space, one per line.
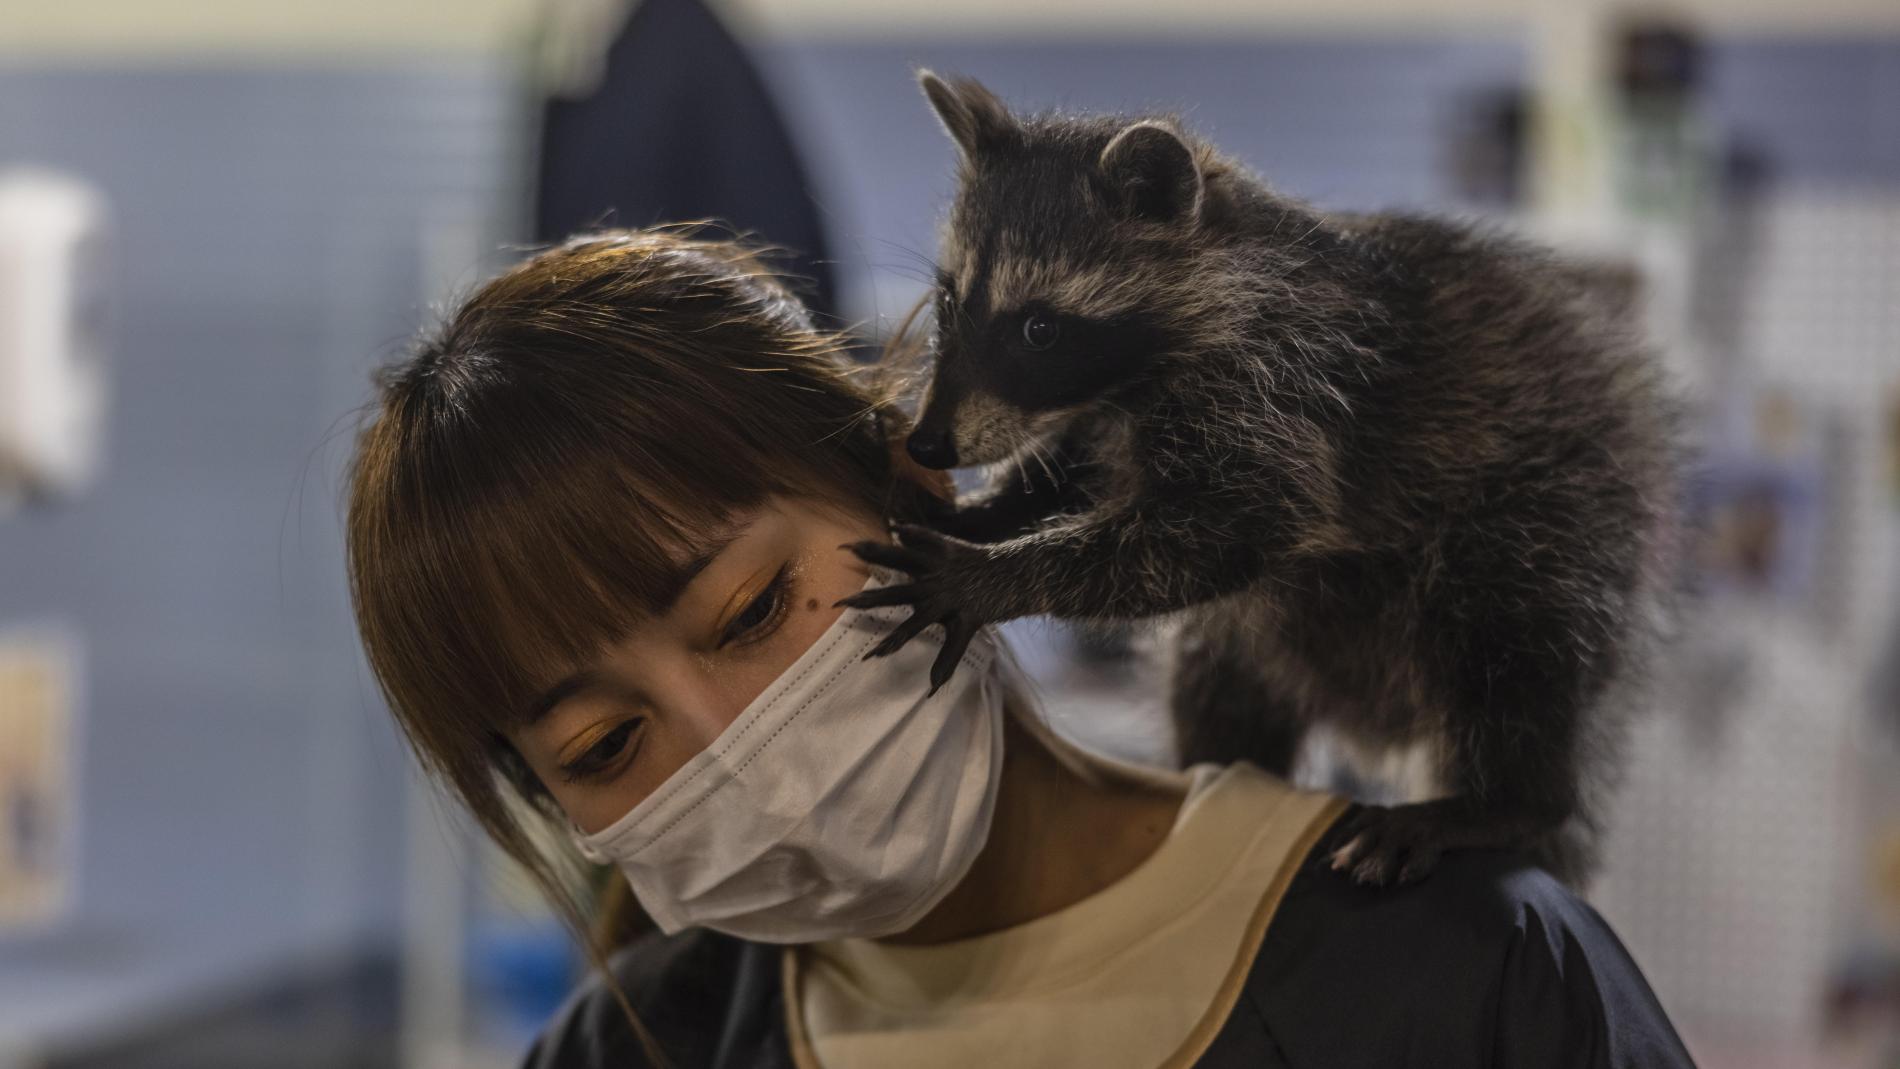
1021, 312, 1059, 351
733, 587, 775, 631
560, 718, 643, 782
719, 567, 790, 649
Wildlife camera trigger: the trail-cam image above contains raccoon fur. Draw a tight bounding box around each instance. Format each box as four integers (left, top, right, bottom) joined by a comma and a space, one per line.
841, 72, 1689, 887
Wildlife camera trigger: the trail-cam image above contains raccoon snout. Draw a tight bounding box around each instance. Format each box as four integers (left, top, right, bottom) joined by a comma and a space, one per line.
906, 428, 959, 470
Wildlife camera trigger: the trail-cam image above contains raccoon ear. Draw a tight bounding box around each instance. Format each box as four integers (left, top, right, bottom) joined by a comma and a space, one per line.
1097, 121, 1203, 223
917, 70, 1013, 162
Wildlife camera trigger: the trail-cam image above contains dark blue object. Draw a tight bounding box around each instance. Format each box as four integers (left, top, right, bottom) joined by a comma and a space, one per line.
535, 0, 839, 321
470, 918, 581, 1038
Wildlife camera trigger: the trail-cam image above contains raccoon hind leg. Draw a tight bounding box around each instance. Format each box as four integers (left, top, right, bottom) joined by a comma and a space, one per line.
1168, 616, 1309, 774
1328, 587, 1609, 888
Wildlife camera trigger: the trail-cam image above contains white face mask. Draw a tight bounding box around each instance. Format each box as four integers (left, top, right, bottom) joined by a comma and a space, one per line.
570, 568, 1007, 944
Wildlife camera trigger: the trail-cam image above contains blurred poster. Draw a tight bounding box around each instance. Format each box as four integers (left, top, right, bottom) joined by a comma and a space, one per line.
1686, 388, 1827, 603
0, 629, 77, 929
0, 170, 113, 514
1885, 386, 1900, 506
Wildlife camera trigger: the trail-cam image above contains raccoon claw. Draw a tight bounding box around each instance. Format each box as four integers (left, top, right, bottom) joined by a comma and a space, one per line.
838, 539, 933, 575
1326, 804, 1447, 887
928, 617, 982, 695
889, 522, 954, 553
833, 579, 923, 610
838, 525, 988, 693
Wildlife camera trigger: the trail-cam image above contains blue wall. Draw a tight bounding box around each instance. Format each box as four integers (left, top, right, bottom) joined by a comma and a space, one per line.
755, 34, 1900, 325
760, 35, 1525, 322
0, 58, 524, 1049
1705, 38, 1900, 185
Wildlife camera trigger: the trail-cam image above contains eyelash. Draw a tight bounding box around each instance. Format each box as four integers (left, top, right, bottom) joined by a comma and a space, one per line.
555, 566, 794, 786
559, 717, 645, 784
718, 565, 793, 650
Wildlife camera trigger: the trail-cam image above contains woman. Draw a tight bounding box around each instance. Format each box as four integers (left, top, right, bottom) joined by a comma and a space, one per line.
344, 229, 1696, 1068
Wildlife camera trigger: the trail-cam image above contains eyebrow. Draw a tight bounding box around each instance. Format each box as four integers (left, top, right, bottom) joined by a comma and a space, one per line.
519, 524, 745, 725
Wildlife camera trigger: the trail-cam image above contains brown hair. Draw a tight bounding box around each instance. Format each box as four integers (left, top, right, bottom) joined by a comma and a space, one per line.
342, 227, 932, 1058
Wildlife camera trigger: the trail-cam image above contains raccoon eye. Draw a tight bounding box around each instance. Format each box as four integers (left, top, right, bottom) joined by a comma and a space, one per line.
1020, 312, 1060, 351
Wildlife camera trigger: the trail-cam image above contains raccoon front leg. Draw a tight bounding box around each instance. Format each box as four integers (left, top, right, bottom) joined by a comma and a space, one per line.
837, 522, 996, 693
840, 485, 1271, 690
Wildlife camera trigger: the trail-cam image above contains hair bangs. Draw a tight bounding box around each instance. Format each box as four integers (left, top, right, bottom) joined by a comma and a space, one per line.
374, 399, 815, 757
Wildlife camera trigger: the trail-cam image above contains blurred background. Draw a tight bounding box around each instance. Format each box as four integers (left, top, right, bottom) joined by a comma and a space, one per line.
0, 0, 1896, 1066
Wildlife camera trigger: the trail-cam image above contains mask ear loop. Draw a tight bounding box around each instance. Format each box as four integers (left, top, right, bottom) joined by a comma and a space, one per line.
570, 824, 611, 865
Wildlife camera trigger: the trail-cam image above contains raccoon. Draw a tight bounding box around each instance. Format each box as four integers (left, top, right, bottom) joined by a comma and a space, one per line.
841, 72, 1688, 887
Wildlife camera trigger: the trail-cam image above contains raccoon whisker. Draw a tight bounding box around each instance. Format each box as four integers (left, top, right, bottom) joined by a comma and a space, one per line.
879, 262, 941, 287
875, 237, 942, 276
1027, 435, 1061, 489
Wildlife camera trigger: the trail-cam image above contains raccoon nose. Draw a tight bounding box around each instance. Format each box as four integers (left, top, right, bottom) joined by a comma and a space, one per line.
906, 429, 959, 470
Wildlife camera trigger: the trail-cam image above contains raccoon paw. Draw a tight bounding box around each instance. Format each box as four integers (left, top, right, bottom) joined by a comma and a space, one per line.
1327, 798, 1565, 887
1326, 802, 1458, 887
836, 523, 987, 694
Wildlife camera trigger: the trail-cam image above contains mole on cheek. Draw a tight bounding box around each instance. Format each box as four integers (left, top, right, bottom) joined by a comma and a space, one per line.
806, 598, 820, 611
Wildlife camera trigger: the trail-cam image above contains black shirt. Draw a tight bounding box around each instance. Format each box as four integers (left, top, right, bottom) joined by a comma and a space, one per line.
523, 811, 1697, 1068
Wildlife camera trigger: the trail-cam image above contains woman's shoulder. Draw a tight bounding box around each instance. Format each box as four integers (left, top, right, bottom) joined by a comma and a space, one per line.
1252, 808, 1696, 1067
519, 926, 773, 1069
520, 807, 1695, 1069
1282, 810, 1593, 943
1220, 769, 1609, 960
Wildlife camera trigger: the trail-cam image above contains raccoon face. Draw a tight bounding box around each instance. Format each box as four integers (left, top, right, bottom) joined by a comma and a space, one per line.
910, 268, 1174, 470
905, 72, 1204, 471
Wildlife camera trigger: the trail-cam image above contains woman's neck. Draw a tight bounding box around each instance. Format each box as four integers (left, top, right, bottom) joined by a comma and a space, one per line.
881, 708, 1186, 946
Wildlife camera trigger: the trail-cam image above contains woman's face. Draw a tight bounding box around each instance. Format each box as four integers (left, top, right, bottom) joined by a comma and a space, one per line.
507, 494, 884, 833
